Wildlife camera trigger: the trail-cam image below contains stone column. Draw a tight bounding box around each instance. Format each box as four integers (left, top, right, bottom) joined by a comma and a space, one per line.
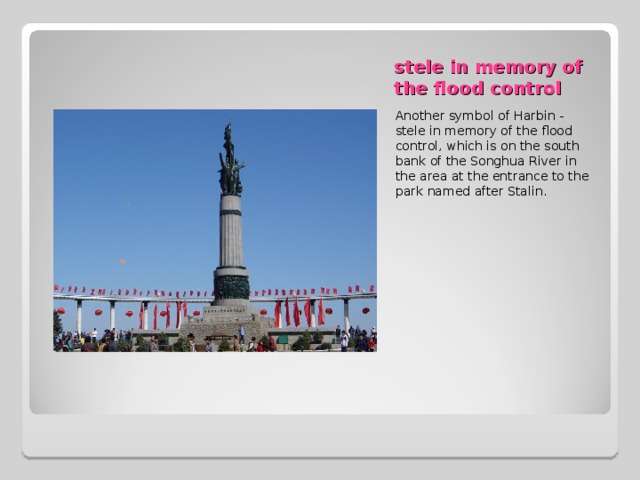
143, 301, 149, 330
343, 299, 351, 337
214, 194, 250, 307
76, 299, 82, 337
109, 300, 116, 332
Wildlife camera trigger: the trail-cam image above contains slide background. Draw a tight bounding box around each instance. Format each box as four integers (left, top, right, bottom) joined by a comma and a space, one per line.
2, 0, 637, 478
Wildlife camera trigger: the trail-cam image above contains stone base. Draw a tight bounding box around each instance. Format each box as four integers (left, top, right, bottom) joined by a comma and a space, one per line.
178, 305, 275, 343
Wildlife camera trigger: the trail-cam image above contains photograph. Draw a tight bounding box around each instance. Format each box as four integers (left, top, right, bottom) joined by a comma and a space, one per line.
53, 109, 377, 353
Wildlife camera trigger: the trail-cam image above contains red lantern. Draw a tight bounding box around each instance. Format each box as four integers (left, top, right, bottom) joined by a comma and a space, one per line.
125, 310, 133, 317
362, 307, 370, 314
95, 309, 103, 316
57, 307, 65, 315
325, 308, 333, 315
160, 311, 167, 317
193, 310, 201, 316
260, 309, 267, 315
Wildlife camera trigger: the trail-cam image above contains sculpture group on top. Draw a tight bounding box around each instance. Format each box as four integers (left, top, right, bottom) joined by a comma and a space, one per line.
218, 123, 246, 195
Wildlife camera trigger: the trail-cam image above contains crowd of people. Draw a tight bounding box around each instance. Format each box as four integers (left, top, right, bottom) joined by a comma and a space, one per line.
54, 327, 131, 352
54, 323, 378, 352
338, 324, 377, 352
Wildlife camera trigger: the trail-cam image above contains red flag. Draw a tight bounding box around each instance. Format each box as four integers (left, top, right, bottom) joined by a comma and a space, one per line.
333, 288, 337, 295
166, 301, 171, 328
293, 297, 300, 327
304, 297, 311, 327
125, 289, 129, 296
82, 286, 86, 293
91, 288, 95, 295
169, 291, 172, 297
262, 290, 265, 296
147, 290, 150, 296
254, 290, 258, 297
355, 284, 360, 292
61, 286, 65, 292
285, 297, 291, 326
303, 289, 307, 295
317, 297, 325, 325
321, 287, 325, 294
296, 289, 300, 296
370, 285, 375, 292
274, 301, 281, 328
268, 289, 271, 295
204, 291, 208, 297
182, 301, 187, 316
289, 289, 293, 296
74, 286, 77, 293
110, 289, 113, 295
275, 289, 279, 295
176, 302, 181, 329
311, 288, 315, 294
139, 302, 144, 329
133, 288, 137, 295
161, 290, 165, 296
153, 304, 158, 330
54, 284, 59, 291
197, 291, 201, 297
118, 289, 122, 295
348, 286, 353, 293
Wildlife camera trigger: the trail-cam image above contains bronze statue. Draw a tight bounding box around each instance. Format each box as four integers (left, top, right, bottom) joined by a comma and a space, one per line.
218, 123, 245, 195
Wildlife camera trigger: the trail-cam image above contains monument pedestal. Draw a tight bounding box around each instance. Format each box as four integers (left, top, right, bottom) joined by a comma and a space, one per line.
179, 307, 273, 343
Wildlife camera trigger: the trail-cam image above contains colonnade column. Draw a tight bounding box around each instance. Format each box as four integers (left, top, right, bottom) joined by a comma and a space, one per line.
143, 301, 149, 330
109, 300, 116, 332
76, 300, 82, 336
343, 298, 351, 337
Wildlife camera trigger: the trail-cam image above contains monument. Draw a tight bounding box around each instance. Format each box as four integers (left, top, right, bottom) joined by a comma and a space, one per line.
180, 123, 272, 342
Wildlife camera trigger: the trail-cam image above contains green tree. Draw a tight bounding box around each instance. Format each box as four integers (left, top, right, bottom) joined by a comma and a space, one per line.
135, 334, 148, 352
53, 310, 64, 337
218, 338, 231, 352
292, 331, 312, 351
173, 337, 191, 352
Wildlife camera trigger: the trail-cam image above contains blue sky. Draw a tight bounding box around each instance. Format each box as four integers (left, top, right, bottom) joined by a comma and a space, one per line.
53, 109, 377, 334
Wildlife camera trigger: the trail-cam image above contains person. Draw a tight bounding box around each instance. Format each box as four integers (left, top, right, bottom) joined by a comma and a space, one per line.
355, 325, 361, 338
247, 336, 256, 352
148, 335, 160, 352
81, 336, 95, 352
238, 324, 245, 344
369, 335, 376, 352
356, 333, 367, 352
104, 336, 119, 352
256, 341, 264, 352
269, 335, 276, 352
361, 330, 370, 352
233, 335, 239, 352
65, 334, 74, 352
187, 333, 196, 352
335, 325, 341, 338
340, 331, 349, 352
91, 327, 98, 345
205, 336, 216, 352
